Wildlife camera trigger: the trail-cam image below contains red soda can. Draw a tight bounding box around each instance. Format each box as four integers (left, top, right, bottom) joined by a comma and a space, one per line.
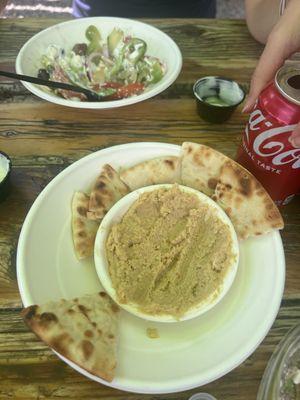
236, 65, 300, 206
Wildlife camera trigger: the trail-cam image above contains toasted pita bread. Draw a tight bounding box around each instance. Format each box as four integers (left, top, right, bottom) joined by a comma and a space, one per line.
120, 156, 181, 190
72, 192, 99, 260
86, 211, 101, 221
89, 164, 130, 220
181, 142, 227, 196
21, 291, 119, 382
212, 160, 284, 240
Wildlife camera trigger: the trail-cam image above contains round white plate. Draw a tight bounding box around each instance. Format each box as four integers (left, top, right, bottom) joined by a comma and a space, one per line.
17, 142, 285, 394
15, 17, 182, 109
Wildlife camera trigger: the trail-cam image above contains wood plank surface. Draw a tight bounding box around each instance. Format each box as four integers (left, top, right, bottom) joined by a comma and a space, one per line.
0, 17, 300, 400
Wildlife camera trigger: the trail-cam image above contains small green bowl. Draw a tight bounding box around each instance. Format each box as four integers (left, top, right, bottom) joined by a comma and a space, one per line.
193, 76, 245, 123
0, 151, 12, 203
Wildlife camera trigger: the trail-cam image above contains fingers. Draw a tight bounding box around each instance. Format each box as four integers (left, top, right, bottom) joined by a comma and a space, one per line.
289, 122, 300, 148
243, 34, 287, 113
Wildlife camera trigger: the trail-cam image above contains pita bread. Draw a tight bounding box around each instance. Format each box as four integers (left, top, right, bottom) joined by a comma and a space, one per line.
181, 142, 227, 196
21, 291, 119, 382
72, 192, 99, 260
89, 164, 130, 220
86, 210, 101, 221
212, 160, 284, 240
120, 156, 181, 190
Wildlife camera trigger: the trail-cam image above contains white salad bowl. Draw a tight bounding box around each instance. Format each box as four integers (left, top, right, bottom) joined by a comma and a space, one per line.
15, 17, 182, 109
94, 184, 240, 323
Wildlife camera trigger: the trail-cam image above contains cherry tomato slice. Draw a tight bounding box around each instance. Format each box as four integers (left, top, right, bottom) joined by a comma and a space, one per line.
108, 83, 145, 100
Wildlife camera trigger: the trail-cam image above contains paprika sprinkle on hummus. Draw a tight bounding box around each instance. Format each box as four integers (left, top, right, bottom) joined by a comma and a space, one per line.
106, 185, 236, 318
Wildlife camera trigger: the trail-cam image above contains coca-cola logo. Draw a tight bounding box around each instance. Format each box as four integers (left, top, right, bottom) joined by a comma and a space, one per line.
246, 108, 300, 169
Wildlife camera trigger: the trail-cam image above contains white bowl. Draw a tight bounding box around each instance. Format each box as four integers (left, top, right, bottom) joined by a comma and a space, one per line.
15, 17, 182, 109
94, 184, 239, 323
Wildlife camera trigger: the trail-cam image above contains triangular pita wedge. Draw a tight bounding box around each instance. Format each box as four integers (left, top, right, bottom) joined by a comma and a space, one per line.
86, 210, 102, 221
72, 192, 99, 260
89, 164, 130, 220
212, 160, 284, 240
181, 142, 227, 196
21, 291, 119, 382
120, 156, 181, 190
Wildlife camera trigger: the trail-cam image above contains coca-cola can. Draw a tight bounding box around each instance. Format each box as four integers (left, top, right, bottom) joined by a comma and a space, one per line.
236, 65, 300, 206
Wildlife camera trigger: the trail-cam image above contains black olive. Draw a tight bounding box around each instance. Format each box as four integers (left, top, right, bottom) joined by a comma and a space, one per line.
72, 43, 88, 56
37, 68, 50, 80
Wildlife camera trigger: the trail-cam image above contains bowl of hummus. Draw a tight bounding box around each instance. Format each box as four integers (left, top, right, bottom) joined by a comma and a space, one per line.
94, 184, 239, 322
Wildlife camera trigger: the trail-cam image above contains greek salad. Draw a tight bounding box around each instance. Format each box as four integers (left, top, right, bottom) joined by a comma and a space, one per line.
37, 25, 166, 101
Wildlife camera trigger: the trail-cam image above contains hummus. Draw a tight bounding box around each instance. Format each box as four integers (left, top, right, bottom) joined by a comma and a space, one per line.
106, 185, 235, 318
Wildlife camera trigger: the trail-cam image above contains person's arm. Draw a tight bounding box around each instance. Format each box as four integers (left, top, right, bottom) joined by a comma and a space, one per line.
244, 0, 300, 146
245, 0, 281, 44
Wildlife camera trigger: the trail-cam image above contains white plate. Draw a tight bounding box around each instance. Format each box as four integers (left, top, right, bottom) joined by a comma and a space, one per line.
15, 17, 182, 109
17, 142, 285, 394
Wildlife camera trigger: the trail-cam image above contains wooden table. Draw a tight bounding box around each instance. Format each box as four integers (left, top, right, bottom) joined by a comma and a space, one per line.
0, 17, 299, 400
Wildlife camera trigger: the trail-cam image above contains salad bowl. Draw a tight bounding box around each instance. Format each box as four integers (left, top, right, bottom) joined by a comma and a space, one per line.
15, 17, 182, 109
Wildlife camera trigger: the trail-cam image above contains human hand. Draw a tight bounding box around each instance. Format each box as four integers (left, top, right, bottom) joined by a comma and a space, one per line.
243, 0, 300, 147
289, 125, 300, 147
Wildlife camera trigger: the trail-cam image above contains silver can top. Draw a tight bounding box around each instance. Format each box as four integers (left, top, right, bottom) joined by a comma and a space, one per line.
275, 65, 300, 106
